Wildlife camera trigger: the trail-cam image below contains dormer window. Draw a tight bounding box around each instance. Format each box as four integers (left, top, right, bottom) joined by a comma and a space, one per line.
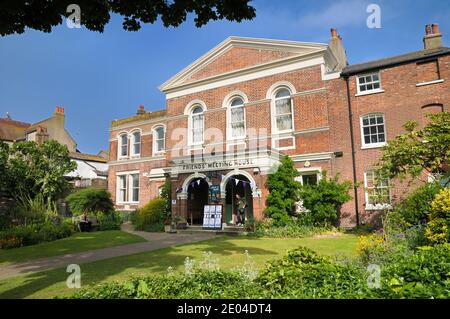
357, 72, 382, 95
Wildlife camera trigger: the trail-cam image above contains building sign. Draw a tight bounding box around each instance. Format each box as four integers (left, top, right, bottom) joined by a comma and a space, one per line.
180, 159, 255, 172
209, 185, 221, 202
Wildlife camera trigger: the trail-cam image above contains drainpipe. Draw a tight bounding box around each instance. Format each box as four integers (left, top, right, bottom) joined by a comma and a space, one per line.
345, 76, 360, 228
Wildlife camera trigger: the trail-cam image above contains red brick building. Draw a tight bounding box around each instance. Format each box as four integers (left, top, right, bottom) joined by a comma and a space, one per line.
108, 24, 449, 228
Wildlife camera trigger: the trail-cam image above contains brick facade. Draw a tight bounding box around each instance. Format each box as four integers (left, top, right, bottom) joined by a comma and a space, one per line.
109, 27, 450, 229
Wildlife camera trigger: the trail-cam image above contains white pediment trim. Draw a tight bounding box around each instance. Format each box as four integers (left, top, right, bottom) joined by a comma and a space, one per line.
160, 36, 328, 93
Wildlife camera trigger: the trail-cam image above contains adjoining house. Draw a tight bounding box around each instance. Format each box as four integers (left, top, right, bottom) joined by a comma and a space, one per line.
108, 24, 449, 228
0, 107, 108, 189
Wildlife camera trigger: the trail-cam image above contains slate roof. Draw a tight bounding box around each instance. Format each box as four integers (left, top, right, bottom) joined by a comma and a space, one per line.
70, 152, 108, 163
342, 47, 450, 76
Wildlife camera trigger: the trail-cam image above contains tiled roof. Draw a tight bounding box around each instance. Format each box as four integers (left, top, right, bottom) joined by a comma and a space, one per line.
111, 110, 167, 128
70, 152, 108, 163
342, 47, 450, 76
0, 118, 31, 141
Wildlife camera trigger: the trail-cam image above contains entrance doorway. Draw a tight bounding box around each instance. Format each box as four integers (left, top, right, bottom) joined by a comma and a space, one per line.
225, 174, 253, 225
187, 178, 209, 225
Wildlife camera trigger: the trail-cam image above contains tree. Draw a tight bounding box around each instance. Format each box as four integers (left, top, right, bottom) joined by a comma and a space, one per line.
0, 0, 256, 36
265, 156, 301, 226
2, 140, 77, 201
66, 188, 114, 215
376, 112, 450, 186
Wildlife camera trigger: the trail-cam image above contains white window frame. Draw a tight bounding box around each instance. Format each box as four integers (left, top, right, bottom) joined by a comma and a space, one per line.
271, 87, 295, 135
360, 113, 387, 149
116, 174, 128, 204
188, 104, 205, 146
118, 132, 129, 160
296, 168, 322, 186
152, 125, 166, 155
356, 72, 384, 96
130, 130, 141, 158
116, 171, 140, 204
364, 171, 392, 210
227, 96, 247, 140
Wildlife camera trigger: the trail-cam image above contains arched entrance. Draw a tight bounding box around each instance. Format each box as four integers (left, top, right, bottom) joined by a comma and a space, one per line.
224, 174, 254, 225
187, 178, 209, 225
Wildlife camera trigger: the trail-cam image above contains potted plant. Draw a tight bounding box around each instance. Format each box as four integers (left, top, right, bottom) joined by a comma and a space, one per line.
164, 218, 172, 233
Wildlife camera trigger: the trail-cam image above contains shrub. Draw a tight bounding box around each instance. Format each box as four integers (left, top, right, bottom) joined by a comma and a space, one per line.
394, 182, 443, 225
96, 211, 121, 231
66, 188, 114, 216
132, 198, 167, 232
298, 172, 352, 226
378, 244, 450, 298
265, 156, 302, 226
0, 221, 74, 249
425, 188, 450, 245
251, 219, 332, 238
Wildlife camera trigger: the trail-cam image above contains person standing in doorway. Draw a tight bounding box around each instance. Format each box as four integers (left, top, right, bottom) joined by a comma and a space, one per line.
235, 194, 247, 226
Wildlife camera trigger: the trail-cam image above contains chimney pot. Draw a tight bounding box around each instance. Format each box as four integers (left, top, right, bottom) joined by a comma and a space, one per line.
432, 23, 440, 34
331, 28, 338, 38
137, 105, 146, 115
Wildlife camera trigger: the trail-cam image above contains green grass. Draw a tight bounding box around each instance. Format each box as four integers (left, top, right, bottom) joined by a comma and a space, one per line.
0, 231, 146, 265
0, 234, 358, 299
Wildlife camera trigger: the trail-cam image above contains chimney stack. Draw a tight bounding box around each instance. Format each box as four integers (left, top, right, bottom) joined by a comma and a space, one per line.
137, 105, 146, 115
328, 28, 348, 71
423, 23, 443, 50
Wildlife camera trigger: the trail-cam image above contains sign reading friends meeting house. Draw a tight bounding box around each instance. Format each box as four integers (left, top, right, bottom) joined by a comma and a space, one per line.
180, 158, 255, 172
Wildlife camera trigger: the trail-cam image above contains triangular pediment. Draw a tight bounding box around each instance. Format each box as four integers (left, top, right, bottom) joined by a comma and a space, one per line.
160, 37, 327, 92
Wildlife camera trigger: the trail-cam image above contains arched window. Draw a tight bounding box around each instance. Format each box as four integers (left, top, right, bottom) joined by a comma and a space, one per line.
360, 113, 386, 148
190, 105, 204, 144
229, 97, 246, 138
119, 133, 128, 158
273, 88, 293, 133
131, 131, 141, 156
153, 126, 165, 154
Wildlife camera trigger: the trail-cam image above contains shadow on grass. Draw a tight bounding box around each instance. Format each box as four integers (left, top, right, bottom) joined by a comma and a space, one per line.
0, 236, 278, 299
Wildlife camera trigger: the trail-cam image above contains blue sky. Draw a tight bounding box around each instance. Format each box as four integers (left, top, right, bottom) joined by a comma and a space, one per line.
0, 0, 449, 154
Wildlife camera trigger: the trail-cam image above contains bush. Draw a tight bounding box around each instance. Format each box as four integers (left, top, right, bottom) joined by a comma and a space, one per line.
132, 198, 167, 232
425, 188, 450, 245
378, 244, 450, 298
96, 211, 121, 231
298, 172, 352, 227
393, 182, 442, 225
251, 219, 332, 238
66, 188, 114, 216
0, 220, 74, 249
265, 156, 302, 226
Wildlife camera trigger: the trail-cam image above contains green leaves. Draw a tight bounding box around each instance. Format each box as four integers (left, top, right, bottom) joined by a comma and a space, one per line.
0, 140, 76, 202
0, 0, 256, 36
376, 112, 450, 182
265, 156, 301, 226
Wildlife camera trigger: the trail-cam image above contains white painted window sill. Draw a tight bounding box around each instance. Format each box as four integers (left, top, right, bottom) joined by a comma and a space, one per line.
356, 89, 385, 97
361, 143, 386, 150
365, 204, 392, 211
416, 79, 444, 87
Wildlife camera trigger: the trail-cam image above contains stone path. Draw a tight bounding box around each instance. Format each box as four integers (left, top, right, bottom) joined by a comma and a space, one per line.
0, 223, 216, 280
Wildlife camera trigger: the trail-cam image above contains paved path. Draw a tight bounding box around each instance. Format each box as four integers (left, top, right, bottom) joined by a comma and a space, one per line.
0, 223, 216, 280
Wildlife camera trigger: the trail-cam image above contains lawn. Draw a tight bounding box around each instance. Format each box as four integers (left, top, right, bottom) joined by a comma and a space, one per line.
0, 231, 146, 265
0, 233, 358, 299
